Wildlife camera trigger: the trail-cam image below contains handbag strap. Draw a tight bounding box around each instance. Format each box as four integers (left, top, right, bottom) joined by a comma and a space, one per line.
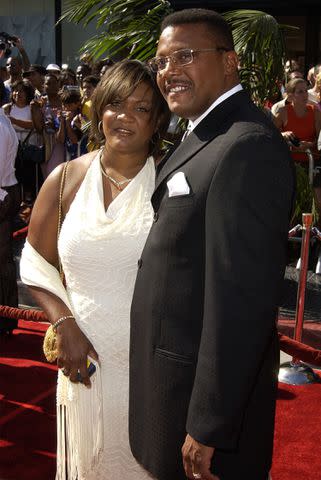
57, 161, 70, 280
21, 129, 34, 145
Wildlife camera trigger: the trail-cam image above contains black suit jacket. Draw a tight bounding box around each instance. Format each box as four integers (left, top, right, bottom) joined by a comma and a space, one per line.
129, 91, 294, 480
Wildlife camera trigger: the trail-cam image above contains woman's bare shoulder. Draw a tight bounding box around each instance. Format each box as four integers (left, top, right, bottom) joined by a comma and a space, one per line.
2, 103, 12, 114
66, 149, 99, 176
33, 150, 99, 213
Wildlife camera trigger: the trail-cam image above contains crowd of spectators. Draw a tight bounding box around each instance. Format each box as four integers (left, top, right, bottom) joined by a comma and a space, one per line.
0, 37, 114, 332
1, 37, 320, 215
1, 34, 321, 334
0, 36, 114, 209
266, 60, 321, 227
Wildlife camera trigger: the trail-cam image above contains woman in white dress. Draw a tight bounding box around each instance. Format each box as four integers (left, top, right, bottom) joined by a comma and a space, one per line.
20, 59, 170, 480
3, 79, 40, 202
3, 79, 35, 143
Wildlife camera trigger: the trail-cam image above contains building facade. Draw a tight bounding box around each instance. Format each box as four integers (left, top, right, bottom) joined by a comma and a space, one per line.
171, 0, 321, 72
1, 0, 321, 72
0, 0, 97, 69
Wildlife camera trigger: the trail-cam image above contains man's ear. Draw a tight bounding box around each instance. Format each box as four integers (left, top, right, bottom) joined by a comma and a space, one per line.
223, 50, 239, 76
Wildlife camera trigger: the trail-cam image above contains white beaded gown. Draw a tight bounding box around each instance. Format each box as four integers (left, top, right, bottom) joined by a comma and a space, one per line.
57, 151, 156, 479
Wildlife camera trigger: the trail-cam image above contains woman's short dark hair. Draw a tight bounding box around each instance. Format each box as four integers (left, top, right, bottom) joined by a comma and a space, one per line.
161, 8, 234, 50
286, 78, 308, 95
59, 87, 82, 105
91, 59, 170, 155
11, 79, 35, 104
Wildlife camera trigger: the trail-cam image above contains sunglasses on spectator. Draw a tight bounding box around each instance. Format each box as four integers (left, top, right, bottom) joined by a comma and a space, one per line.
148, 47, 230, 73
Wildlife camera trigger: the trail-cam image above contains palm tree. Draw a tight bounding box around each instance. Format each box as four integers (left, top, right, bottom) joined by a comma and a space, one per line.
60, 2, 290, 108
223, 9, 289, 107
60, 0, 173, 61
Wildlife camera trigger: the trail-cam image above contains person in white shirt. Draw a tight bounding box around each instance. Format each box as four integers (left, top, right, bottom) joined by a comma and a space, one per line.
308, 69, 321, 108
0, 101, 20, 334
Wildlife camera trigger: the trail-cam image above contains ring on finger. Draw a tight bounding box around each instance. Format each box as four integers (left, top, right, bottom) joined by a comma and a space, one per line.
193, 474, 202, 479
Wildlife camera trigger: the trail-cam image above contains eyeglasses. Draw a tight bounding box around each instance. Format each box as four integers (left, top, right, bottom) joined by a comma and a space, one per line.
148, 48, 230, 73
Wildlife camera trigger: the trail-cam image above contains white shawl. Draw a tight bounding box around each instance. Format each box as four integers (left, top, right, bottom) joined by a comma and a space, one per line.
20, 240, 103, 479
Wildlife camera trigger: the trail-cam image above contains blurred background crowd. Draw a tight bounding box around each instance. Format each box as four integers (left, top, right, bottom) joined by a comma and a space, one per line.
0, 34, 115, 333
1, 30, 321, 333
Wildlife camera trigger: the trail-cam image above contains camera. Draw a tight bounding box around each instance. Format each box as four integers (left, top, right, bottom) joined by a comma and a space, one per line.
0, 32, 18, 58
76, 361, 96, 382
289, 136, 301, 147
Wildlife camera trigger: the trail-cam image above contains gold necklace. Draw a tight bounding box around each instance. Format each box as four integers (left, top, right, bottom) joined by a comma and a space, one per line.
99, 155, 133, 191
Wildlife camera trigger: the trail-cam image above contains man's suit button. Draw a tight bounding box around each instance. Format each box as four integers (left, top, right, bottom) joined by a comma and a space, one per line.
137, 258, 143, 268
153, 212, 159, 222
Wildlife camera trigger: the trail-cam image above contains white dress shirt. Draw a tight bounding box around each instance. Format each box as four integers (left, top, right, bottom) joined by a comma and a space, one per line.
0, 107, 19, 200
187, 84, 243, 133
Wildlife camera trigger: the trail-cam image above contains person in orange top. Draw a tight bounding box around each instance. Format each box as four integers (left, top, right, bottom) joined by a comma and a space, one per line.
273, 77, 321, 225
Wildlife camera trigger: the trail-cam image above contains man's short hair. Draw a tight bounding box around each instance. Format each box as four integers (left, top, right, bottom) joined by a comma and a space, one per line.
160, 8, 234, 50
23, 64, 47, 78
82, 75, 100, 88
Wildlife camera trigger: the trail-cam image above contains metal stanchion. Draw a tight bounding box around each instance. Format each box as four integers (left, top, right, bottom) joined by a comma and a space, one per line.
313, 227, 321, 275
307, 148, 314, 185
279, 213, 321, 385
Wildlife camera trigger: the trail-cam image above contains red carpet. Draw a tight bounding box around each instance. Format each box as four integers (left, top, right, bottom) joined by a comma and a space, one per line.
278, 317, 321, 350
0, 320, 57, 480
272, 381, 321, 479
1, 319, 321, 480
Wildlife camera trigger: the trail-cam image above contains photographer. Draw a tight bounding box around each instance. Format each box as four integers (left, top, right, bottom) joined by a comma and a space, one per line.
31, 73, 63, 178
56, 87, 84, 160
13, 37, 30, 72
5, 56, 23, 91
273, 78, 321, 159
1, 33, 30, 91
273, 77, 321, 226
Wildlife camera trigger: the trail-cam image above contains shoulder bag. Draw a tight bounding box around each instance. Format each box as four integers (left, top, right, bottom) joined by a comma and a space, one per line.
43, 161, 70, 362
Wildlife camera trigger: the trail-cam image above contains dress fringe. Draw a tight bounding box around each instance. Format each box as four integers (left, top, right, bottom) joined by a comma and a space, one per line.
56, 363, 103, 480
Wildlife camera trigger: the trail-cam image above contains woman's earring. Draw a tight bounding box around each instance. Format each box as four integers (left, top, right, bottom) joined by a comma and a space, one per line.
98, 120, 104, 134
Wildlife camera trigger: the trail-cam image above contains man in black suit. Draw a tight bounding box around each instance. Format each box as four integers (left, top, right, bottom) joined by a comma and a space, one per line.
130, 9, 294, 480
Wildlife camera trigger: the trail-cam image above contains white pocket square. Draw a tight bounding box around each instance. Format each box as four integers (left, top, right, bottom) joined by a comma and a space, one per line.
167, 172, 190, 197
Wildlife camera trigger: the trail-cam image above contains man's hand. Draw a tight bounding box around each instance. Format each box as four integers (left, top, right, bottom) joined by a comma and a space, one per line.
182, 434, 219, 480
14, 37, 23, 51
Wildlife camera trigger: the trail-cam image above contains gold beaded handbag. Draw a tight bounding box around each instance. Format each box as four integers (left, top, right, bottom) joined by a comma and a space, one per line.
43, 161, 70, 362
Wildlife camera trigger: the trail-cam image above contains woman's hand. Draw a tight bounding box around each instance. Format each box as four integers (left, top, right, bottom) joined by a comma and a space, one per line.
56, 317, 99, 387
282, 130, 297, 143
30, 98, 45, 109
297, 140, 315, 151
65, 110, 75, 123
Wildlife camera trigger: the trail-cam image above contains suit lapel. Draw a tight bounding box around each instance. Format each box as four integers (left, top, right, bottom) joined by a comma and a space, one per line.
154, 90, 248, 193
